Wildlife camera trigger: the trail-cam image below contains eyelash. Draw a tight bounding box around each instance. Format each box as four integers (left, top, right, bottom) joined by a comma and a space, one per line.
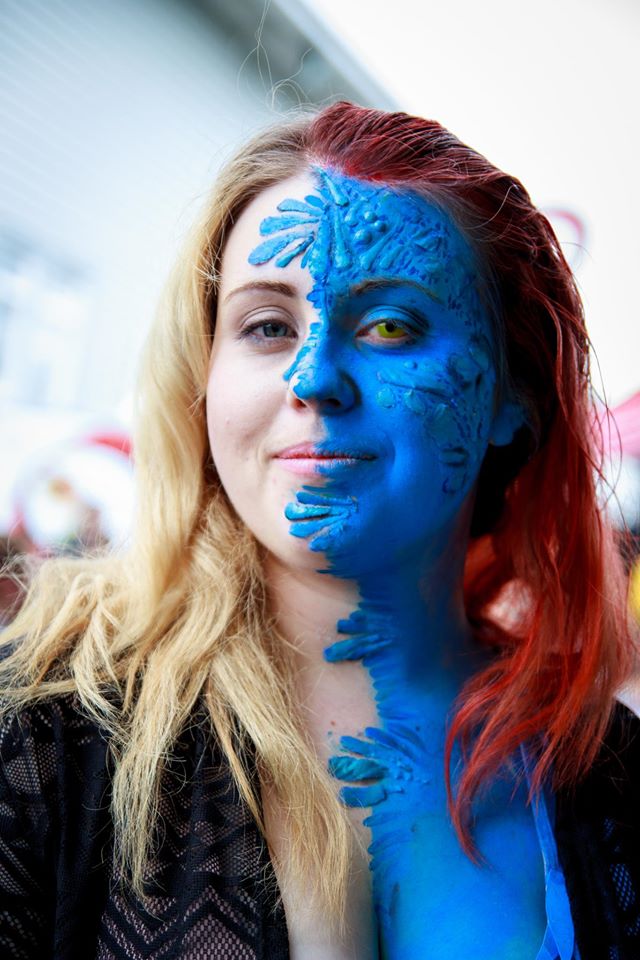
238, 314, 426, 346
358, 316, 423, 345
239, 319, 297, 344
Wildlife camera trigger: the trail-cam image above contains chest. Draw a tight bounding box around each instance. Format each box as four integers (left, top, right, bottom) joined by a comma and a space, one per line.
272, 668, 551, 958
378, 795, 548, 959
262, 660, 379, 958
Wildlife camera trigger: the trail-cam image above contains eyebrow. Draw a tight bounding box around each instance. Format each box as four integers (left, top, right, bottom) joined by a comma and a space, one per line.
349, 277, 440, 302
222, 276, 440, 305
222, 280, 297, 304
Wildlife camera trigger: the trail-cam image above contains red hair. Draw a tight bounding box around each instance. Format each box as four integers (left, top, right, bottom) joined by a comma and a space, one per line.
304, 102, 634, 853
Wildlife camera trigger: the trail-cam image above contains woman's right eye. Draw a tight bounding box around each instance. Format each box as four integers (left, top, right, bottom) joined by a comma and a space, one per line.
239, 319, 297, 343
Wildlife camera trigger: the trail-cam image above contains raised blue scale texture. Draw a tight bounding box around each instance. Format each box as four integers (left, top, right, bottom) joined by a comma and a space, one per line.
250, 167, 497, 504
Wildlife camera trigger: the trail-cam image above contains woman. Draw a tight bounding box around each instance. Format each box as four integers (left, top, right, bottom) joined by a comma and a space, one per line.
0, 102, 637, 960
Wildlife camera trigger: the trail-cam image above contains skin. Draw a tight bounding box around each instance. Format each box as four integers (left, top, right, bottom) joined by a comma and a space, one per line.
208, 168, 575, 959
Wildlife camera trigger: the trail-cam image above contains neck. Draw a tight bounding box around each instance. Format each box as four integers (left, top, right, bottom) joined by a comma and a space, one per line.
264, 521, 483, 703
264, 553, 361, 659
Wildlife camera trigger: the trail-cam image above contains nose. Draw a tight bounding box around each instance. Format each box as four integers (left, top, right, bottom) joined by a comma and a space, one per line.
284, 326, 358, 414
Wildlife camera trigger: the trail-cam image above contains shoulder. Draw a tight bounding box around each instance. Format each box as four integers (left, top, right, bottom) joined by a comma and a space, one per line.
0, 695, 111, 806
0, 693, 108, 747
574, 696, 640, 800
552, 696, 640, 816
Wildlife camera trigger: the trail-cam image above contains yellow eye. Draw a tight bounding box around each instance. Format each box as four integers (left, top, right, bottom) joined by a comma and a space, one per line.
374, 321, 407, 339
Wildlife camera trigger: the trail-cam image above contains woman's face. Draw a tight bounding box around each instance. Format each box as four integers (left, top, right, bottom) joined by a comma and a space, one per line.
207, 167, 521, 577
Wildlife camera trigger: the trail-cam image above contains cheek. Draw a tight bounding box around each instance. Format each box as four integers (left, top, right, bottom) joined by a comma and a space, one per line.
205, 363, 265, 470
375, 337, 495, 495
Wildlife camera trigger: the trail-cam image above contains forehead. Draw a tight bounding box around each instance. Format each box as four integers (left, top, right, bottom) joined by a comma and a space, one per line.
219, 166, 479, 300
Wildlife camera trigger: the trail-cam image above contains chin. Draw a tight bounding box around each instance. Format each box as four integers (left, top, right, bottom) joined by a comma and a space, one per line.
258, 538, 328, 577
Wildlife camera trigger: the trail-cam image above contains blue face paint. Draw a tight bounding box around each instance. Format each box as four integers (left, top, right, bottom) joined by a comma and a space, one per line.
248, 169, 563, 957
251, 168, 503, 579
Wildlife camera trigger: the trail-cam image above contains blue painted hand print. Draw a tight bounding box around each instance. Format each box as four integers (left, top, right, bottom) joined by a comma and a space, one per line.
285, 486, 358, 555
249, 194, 322, 269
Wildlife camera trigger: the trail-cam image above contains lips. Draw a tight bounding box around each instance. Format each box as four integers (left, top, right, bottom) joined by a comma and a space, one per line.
273, 442, 376, 460
272, 442, 377, 475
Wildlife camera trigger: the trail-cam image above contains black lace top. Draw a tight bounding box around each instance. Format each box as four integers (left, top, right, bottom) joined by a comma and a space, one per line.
0, 698, 288, 959
554, 700, 640, 959
0, 696, 638, 959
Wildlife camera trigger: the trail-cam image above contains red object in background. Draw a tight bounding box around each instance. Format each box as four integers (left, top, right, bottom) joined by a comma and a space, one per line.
609, 393, 640, 460
87, 431, 133, 460
9, 429, 134, 556
596, 392, 640, 462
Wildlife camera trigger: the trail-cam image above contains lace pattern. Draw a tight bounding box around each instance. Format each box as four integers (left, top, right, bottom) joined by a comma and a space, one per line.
554, 703, 640, 960
1, 694, 639, 959
0, 697, 288, 959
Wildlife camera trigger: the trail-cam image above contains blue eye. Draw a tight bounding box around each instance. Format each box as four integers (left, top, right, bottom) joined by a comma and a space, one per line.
241, 319, 296, 342
259, 322, 290, 338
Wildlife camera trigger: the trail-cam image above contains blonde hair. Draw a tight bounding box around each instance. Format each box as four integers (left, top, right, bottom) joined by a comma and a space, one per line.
0, 110, 353, 921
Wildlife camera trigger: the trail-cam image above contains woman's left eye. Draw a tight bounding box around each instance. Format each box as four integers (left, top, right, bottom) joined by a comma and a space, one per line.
357, 317, 419, 344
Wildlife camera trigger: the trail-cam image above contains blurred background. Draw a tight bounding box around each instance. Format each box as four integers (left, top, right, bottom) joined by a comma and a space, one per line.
1, 0, 639, 618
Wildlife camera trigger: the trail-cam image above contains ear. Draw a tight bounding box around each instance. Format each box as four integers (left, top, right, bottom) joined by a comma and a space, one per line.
488, 399, 527, 447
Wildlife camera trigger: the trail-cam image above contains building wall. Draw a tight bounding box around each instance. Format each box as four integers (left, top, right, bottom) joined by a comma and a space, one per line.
1, 0, 292, 416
